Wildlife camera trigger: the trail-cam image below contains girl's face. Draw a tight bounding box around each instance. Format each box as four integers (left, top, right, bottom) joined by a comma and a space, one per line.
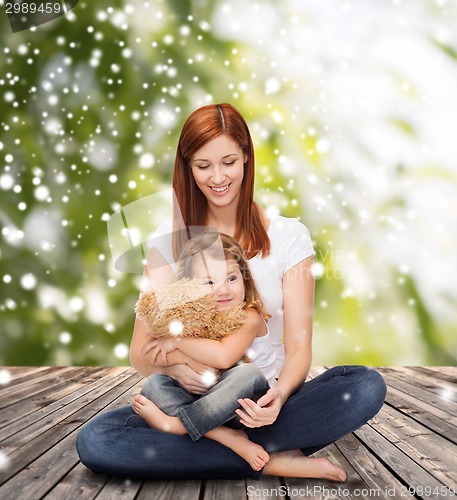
190, 135, 245, 211
192, 256, 245, 311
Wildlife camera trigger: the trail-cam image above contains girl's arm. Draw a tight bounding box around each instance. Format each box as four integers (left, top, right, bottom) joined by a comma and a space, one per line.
131, 316, 219, 394
145, 309, 262, 369
130, 261, 220, 393
236, 256, 314, 427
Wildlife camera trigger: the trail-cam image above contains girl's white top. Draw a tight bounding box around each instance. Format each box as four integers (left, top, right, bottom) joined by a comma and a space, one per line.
150, 214, 315, 378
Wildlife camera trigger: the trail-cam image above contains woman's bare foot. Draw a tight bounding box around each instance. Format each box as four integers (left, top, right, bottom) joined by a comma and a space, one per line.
207, 427, 269, 471
132, 394, 186, 435
261, 449, 346, 481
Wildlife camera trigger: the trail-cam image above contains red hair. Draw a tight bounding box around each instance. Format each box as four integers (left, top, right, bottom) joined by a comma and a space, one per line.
172, 103, 270, 260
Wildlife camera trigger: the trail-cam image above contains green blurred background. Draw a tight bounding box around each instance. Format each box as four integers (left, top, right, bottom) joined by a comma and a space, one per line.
1, 0, 456, 367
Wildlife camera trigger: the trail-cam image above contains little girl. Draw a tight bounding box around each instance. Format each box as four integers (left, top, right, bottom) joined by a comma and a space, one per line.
132, 232, 276, 471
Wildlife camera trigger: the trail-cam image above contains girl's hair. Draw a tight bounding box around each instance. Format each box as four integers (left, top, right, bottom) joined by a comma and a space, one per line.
172, 103, 270, 261
177, 232, 270, 320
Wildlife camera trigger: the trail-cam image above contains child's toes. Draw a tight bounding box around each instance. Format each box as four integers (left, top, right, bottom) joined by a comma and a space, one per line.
252, 458, 265, 470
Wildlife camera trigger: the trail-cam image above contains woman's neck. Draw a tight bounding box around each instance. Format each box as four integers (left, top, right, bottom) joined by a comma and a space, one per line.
205, 205, 237, 237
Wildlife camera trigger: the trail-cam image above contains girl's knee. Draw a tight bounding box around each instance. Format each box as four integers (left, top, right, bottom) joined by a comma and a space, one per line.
233, 363, 269, 394
141, 374, 169, 399
233, 362, 264, 381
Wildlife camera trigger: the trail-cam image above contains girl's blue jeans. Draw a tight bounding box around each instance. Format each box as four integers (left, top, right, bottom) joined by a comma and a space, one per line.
76, 365, 386, 480
140, 363, 270, 441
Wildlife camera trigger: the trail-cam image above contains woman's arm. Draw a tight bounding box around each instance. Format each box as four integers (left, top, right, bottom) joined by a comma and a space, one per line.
144, 310, 262, 369
236, 256, 314, 426
276, 255, 314, 398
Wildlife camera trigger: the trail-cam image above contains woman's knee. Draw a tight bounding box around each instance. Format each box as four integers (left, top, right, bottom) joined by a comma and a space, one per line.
350, 366, 387, 418
365, 368, 387, 413
76, 420, 101, 470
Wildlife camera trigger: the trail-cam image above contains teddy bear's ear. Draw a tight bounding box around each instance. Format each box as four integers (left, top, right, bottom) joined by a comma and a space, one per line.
134, 291, 158, 324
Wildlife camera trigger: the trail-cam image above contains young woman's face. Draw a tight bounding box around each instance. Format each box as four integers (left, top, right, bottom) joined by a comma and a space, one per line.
192, 256, 245, 311
190, 134, 245, 211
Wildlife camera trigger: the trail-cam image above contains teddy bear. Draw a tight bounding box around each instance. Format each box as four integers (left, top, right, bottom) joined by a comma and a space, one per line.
134, 277, 248, 346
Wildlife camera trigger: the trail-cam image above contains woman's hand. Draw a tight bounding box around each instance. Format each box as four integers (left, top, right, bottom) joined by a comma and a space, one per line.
166, 364, 220, 395
236, 387, 285, 427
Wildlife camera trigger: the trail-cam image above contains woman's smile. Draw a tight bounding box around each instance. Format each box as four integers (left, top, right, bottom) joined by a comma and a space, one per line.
210, 183, 231, 195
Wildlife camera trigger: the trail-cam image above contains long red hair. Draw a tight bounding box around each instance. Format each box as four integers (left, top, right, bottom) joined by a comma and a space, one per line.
172, 103, 270, 260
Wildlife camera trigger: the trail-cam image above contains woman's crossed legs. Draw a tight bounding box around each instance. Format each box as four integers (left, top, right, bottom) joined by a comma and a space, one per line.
76, 366, 386, 481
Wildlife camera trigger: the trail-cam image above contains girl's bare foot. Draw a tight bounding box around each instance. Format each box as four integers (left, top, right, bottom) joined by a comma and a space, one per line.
261, 449, 346, 481
132, 396, 269, 471
208, 427, 269, 471
132, 394, 186, 435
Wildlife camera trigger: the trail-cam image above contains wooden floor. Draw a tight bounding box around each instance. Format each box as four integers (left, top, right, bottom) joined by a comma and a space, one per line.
0, 367, 456, 499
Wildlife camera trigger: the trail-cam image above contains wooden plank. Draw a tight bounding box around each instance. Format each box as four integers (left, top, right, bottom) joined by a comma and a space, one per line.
246, 476, 285, 499
96, 477, 144, 500
0, 374, 144, 497
407, 367, 457, 386
0, 366, 80, 405
43, 462, 109, 499
416, 367, 457, 382
203, 479, 247, 499
0, 367, 130, 443
0, 430, 81, 498
369, 404, 457, 485
334, 432, 414, 497
354, 424, 444, 496
0, 366, 52, 383
380, 371, 457, 417
0, 366, 111, 430
0, 370, 141, 487
136, 480, 201, 500
0, 368, 138, 452
384, 385, 457, 440
386, 367, 457, 395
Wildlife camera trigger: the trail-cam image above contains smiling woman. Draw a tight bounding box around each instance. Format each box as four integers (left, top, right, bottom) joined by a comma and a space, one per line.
172, 103, 271, 261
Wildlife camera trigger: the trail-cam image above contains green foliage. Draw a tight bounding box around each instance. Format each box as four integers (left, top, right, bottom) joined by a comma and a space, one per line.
1, 1, 456, 367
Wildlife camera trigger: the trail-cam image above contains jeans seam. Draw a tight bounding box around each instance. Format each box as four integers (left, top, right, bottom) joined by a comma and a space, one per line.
177, 408, 201, 441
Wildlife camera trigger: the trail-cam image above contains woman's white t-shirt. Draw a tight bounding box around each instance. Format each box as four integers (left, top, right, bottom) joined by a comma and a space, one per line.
247, 216, 315, 376
149, 215, 315, 378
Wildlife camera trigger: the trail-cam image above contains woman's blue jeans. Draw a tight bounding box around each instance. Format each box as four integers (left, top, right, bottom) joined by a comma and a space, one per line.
141, 363, 269, 441
76, 365, 386, 480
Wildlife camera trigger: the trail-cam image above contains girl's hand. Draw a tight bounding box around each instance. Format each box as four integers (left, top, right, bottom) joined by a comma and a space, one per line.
236, 387, 285, 428
141, 336, 177, 364
185, 356, 219, 376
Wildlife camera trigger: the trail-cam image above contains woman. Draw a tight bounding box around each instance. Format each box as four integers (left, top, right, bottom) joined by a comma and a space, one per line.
76, 103, 386, 481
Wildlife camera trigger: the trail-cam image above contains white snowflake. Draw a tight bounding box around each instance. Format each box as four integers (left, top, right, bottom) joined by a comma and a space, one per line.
168, 320, 184, 336
0, 451, 11, 471
0, 369, 12, 385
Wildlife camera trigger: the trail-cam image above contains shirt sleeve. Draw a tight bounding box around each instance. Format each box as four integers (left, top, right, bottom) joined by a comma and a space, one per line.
283, 219, 315, 272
